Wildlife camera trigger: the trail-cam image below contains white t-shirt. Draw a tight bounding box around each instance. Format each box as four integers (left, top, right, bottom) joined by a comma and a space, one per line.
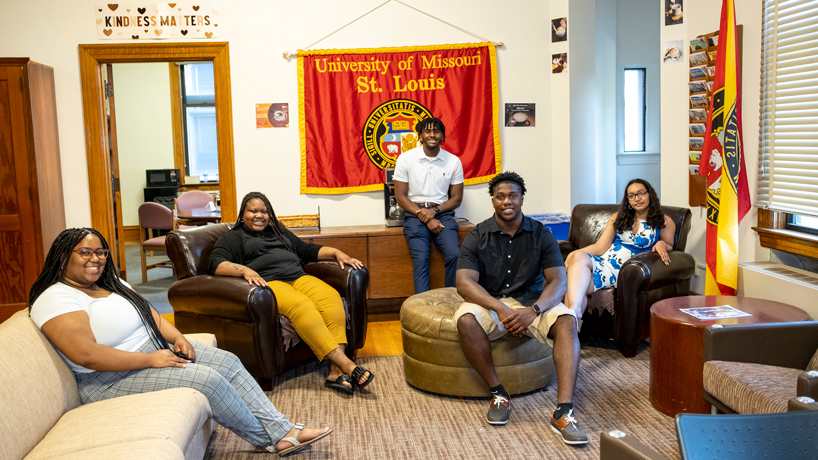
30, 282, 151, 373
393, 147, 464, 205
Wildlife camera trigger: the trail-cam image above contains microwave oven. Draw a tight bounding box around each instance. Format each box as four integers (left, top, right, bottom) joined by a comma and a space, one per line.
146, 168, 181, 188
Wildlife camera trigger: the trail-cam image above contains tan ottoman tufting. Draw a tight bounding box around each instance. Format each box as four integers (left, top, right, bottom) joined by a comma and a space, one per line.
401, 287, 557, 397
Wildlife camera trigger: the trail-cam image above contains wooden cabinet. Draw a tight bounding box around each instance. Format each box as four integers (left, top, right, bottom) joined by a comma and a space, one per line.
0, 59, 65, 322
293, 220, 473, 304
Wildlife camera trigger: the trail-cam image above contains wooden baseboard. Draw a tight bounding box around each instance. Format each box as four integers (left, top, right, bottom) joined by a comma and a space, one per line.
124, 226, 140, 244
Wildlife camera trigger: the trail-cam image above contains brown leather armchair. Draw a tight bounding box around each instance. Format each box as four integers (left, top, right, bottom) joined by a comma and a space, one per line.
559, 204, 695, 357
165, 223, 369, 388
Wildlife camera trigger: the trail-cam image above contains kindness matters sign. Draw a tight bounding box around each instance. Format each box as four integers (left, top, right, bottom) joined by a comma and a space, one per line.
95, 3, 218, 40
298, 43, 501, 194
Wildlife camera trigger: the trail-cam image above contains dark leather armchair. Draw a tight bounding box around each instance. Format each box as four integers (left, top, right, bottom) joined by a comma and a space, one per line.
165, 223, 369, 388
559, 204, 695, 357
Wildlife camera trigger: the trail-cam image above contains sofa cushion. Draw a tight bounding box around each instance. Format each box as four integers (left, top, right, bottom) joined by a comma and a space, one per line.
0, 310, 80, 460
26, 388, 212, 460
45, 439, 185, 460
703, 360, 804, 414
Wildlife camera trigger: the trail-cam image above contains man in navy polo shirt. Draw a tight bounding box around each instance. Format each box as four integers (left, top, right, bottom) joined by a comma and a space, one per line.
454, 171, 588, 446
394, 117, 464, 294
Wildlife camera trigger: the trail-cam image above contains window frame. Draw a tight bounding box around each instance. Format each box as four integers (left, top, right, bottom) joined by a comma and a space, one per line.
179, 63, 218, 181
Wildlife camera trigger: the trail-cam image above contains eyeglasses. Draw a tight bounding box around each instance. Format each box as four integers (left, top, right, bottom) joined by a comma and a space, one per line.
73, 248, 110, 260
627, 190, 649, 201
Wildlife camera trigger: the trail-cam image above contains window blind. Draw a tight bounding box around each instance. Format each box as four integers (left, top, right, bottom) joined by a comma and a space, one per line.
757, 0, 818, 217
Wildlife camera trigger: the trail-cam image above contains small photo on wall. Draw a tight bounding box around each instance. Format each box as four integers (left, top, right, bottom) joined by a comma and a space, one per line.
665, 0, 684, 25
552, 18, 567, 42
505, 103, 536, 127
664, 40, 684, 63
552, 53, 568, 74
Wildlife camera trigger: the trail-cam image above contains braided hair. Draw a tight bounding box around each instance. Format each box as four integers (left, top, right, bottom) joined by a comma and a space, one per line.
233, 191, 298, 255
28, 228, 170, 352
415, 117, 446, 143
613, 178, 666, 234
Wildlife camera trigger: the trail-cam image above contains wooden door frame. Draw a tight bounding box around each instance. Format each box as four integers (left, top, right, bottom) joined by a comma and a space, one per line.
78, 42, 236, 253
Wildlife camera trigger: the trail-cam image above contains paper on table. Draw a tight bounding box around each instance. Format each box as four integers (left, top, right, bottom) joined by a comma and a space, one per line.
679, 305, 751, 320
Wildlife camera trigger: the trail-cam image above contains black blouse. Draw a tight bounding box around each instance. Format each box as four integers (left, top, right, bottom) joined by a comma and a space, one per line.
208, 226, 323, 282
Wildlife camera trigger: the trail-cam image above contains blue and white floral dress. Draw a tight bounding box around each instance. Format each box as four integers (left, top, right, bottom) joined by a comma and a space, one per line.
590, 221, 661, 290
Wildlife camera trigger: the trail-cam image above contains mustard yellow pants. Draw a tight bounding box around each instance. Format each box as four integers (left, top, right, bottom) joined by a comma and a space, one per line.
267, 275, 347, 361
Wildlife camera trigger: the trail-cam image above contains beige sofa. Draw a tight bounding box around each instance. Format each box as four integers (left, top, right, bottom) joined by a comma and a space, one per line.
0, 310, 217, 460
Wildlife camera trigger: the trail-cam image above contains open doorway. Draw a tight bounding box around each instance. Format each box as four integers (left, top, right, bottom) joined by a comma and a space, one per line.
78, 43, 237, 280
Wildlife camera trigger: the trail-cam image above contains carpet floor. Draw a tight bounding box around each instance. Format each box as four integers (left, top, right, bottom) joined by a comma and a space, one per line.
203, 339, 680, 459
123, 243, 175, 314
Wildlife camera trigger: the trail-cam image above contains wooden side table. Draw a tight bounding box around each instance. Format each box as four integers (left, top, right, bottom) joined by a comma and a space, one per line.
649, 296, 810, 417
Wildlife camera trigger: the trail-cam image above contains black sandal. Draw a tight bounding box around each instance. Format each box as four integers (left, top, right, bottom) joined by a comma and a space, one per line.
324, 374, 353, 395
351, 366, 374, 388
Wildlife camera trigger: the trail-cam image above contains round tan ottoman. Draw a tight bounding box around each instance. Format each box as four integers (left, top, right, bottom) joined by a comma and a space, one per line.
401, 287, 556, 397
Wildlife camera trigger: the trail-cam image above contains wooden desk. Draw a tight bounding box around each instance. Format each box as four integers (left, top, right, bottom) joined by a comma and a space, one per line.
649, 295, 810, 417
291, 220, 474, 308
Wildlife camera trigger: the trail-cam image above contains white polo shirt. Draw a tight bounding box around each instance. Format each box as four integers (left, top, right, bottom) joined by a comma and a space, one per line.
393, 147, 464, 205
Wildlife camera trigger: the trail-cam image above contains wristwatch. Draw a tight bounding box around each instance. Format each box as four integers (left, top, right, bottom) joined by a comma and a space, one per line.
531, 304, 542, 315
433, 206, 440, 213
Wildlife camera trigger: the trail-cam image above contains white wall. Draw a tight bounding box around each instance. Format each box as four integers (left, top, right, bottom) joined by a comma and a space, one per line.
660, 0, 767, 293
112, 63, 175, 227
0, 0, 560, 228
615, 0, 661, 196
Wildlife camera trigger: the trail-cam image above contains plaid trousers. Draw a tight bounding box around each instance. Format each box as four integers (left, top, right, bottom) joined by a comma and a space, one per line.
75, 339, 293, 448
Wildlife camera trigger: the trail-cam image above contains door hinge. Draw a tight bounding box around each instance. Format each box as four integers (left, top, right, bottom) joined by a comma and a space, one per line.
105, 82, 113, 98
112, 177, 120, 193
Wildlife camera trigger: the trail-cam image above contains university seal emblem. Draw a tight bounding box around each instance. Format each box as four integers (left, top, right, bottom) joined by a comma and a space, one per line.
362, 99, 433, 169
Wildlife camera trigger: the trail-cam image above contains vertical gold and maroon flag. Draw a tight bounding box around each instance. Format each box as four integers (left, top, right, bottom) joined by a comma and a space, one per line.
298, 43, 501, 193
698, 0, 751, 295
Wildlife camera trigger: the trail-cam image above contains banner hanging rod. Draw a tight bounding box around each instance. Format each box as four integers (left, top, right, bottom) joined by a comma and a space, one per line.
282, 0, 502, 60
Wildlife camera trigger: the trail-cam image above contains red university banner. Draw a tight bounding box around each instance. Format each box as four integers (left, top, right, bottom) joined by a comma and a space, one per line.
298, 43, 501, 194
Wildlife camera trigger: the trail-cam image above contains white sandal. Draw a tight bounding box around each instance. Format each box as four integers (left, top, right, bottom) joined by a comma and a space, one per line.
276, 424, 333, 456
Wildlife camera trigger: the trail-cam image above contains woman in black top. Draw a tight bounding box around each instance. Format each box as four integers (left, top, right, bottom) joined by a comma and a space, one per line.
209, 192, 373, 395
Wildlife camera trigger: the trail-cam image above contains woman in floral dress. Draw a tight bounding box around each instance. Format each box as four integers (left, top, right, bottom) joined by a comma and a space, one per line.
564, 179, 676, 315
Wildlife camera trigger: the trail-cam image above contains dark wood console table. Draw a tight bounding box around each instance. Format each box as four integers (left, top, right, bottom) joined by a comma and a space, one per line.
291, 219, 473, 312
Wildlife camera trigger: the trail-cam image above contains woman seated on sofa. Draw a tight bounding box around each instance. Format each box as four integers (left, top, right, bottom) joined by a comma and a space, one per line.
208, 191, 373, 396
563, 178, 676, 314
29, 227, 330, 456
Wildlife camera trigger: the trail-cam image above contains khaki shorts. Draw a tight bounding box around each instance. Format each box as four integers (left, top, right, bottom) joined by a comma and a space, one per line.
452, 297, 577, 348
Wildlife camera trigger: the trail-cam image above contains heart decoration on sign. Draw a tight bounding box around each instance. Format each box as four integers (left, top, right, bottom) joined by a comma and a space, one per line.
96, 19, 102, 25
196, 29, 200, 32
155, 29, 163, 36
98, 8, 102, 12
205, 32, 213, 38
118, 32, 122, 35
193, 5, 200, 11
108, 4, 118, 11
181, 30, 188, 35
177, 7, 181, 11
138, 7, 146, 14
103, 29, 113, 36
132, 35, 139, 39
214, 23, 218, 27
126, 8, 130, 12
144, 29, 148, 33
168, 3, 176, 7
211, 9, 218, 15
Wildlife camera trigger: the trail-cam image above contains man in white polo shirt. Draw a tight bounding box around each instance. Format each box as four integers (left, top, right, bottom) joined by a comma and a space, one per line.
394, 117, 464, 294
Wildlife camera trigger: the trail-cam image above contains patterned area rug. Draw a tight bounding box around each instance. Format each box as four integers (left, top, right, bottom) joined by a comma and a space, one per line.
203, 339, 679, 459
